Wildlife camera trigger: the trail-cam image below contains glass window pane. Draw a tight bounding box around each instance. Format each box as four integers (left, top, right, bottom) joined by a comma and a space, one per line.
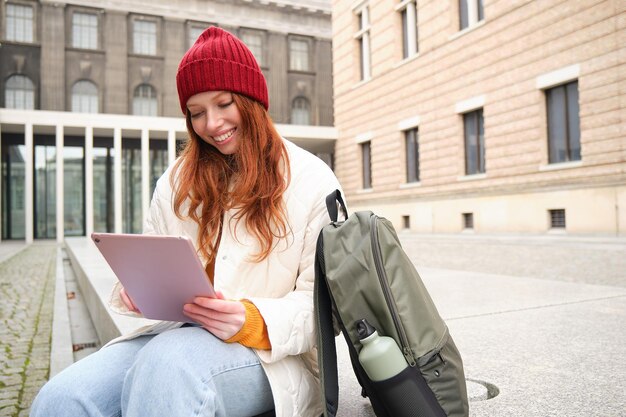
2, 143, 26, 239
405, 128, 419, 182
72, 12, 98, 49
6, 4, 33, 42
34, 145, 56, 239
290, 39, 309, 71
459, 0, 469, 30
464, 111, 478, 174
93, 145, 115, 232
72, 80, 99, 113
64, 146, 85, 236
478, 109, 485, 173
241, 32, 264, 67
122, 141, 142, 234
547, 85, 567, 163
149, 140, 168, 196
477, 0, 484, 21
133, 20, 157, 55
189, 26, 205, 48
291, 97, 310, 125
402, 9, 409, 59
133, 84, 157, 116
362, 141, 372, 189
5, 75, 35, 110
566, 82, 581, 161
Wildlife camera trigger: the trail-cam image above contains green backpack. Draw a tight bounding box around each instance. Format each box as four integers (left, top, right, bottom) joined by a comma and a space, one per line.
315, 190, 469, 417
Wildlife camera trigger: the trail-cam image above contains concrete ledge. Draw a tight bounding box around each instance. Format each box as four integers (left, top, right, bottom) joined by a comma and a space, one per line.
64, 237, 157, 345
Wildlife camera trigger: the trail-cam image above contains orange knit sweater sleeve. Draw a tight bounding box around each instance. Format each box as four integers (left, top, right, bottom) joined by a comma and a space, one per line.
206, 257, 271, 350
225, 300, 272, 350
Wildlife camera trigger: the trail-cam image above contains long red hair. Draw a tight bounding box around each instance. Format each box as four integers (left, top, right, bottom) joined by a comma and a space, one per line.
171, 93, 291, 264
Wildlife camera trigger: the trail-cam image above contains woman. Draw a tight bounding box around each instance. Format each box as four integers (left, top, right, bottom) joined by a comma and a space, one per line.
31, 26, 342, 417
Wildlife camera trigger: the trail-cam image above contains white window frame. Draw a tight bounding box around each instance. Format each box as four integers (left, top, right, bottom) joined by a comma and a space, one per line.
291, 96, 311, 125
133, 84, 157, 116
289, 38, 310, 72
72, 12, 98, 50
133, 19, 157, 55
6, 3, 34, 43
71, 80, 99, 113
5, 74, 35, 109
187, 23, 207, 49
396, 0, 418, 59
459, 0, 484, 31
353, 3, 371, 81
240, 30, 264, 67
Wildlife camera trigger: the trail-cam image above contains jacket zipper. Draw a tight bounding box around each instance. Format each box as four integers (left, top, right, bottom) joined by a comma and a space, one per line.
369, 214, 417, 367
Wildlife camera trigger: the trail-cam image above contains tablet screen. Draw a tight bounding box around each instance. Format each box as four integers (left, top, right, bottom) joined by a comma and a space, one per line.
91, 233, 215, 322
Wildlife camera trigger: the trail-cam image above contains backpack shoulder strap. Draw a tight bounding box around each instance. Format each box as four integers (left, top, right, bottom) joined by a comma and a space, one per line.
315, 232, 339, 417
325, 190, 348, 222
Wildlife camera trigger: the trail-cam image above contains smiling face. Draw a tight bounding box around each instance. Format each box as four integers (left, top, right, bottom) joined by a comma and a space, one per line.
186, 91, 243, 155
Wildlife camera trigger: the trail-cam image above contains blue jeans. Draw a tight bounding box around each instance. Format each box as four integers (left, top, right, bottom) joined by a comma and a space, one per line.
31, 327, 274, 417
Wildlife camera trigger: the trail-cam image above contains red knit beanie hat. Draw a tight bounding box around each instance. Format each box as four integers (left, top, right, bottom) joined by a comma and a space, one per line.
176, 26, 269, 114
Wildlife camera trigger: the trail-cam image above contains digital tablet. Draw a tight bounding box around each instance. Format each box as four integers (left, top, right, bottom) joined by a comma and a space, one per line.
91, 233, 215, 323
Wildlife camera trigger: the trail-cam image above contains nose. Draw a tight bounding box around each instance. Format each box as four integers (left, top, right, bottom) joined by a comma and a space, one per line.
205, 109, 223, 132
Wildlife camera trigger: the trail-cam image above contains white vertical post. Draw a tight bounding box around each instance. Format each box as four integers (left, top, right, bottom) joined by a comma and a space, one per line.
468, 0, 478, 27
56, 125, 64, 243
362, 7, 371, 80
114, 127, 122, 233
25, 123, 34, 243
407, 1, 417, 56
85, 126, 94, 237
0, 122, 2, 242
141, 128, 150, 230
167, 129, 176, 167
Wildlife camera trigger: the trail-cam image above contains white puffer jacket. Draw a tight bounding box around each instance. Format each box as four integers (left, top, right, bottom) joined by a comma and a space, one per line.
108, 139, 342, 417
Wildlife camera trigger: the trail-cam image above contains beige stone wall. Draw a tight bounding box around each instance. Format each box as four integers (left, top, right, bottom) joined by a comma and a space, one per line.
332, 0, 626, 235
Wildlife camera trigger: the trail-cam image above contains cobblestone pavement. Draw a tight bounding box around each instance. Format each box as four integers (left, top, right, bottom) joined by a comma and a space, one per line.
0, 242, 57, 417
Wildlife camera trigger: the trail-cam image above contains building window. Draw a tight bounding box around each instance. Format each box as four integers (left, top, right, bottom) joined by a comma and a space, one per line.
133, 84, 157, 116
5, 74, 35, 109
72, 12, 98, 49
71, 80, 98, 113
6, 3, 33, 43
133, 20, 157, 55
291, 97, 311, 125
241, 31, 264, 67
405, 127, 419, 182
459, 0, 484, 30
463, 212, 474, 229
546, 81, 580, 164
188, 25, 206, 48
402, 215, 410, 230
355, 6, 371, 80
463, 108, 485, 175
549, 209, 566, 229
361, 141, 372, 189
398, 0, 418, 58
289, 38, 310, 71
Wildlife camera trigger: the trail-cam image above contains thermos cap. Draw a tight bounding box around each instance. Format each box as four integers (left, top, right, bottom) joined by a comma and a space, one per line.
356, 318, 376, 340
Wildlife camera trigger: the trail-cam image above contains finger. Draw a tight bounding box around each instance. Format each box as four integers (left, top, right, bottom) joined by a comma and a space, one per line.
120, 288, 139, 312
183, 303, 243, 325
193, 297, 245, 314
215, 290, 226, 300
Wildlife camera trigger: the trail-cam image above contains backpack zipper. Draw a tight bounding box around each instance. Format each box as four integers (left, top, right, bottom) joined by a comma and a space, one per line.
370, 214, 417, 367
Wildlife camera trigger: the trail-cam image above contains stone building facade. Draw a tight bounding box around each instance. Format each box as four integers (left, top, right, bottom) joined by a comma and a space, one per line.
331, 0, 625, 235
0, 0, 333, 125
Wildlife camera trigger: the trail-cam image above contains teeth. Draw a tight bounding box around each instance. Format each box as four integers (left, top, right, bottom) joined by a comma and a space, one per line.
213, 129, 235, 142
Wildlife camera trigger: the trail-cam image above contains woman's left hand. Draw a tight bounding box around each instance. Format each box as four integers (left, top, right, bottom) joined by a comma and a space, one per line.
183, 291, 246, 340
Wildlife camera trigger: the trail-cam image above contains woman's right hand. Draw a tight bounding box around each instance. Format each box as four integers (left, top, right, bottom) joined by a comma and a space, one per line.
120, 287, 141, 313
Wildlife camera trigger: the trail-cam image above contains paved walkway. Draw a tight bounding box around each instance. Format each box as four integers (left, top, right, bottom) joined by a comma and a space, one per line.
0, 242, 57, 417
1, 233, 625, 416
